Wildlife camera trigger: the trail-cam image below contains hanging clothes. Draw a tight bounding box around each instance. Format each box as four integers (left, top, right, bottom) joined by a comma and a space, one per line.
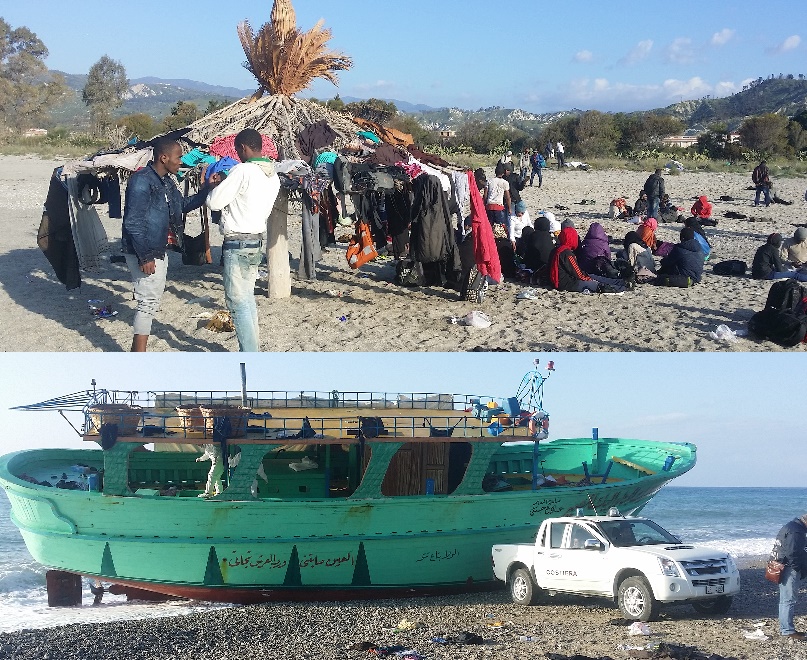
295, 120, 339, 164
467, 170, 502, 283
38, 167, 81, 290
409, 175, 461, 285
386, 184, 413, 259
298, 194, 321, 280
318, 187, 338, 248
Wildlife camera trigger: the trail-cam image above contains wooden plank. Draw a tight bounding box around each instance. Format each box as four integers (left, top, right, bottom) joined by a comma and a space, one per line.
611, 456, 654, 475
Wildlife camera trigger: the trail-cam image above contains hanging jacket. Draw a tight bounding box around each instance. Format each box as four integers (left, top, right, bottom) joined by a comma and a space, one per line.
38, 167, 81, 290
410, 174, 459, 267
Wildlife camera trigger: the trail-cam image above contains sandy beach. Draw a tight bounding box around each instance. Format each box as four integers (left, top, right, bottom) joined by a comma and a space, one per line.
0, 563, 804, 660
1, 154, 806, 352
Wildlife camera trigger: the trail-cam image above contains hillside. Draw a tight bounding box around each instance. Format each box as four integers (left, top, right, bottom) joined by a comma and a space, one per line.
655, 77, 807, 129
49, 72, 246, 129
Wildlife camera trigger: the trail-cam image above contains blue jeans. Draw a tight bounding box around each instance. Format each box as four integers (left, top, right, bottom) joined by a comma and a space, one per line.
648, 197, 660, 220
779, 565, 801, 635
222, 242, 262, 352
770, 271, 807, 282
486, 208, 510, 236
530, 167, 543, 186
755, 185, 771, 206
125, 254, 167, 336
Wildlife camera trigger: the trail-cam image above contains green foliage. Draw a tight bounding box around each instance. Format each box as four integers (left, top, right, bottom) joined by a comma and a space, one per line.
739, 113, 789, 156
117, 113, 157, 141
0, 18, 68, 131
344, 98, 397, 124
204, 99, 229, 116
162, 101, 200, 132
82, 55, 128, 134
453, 120, 516, 155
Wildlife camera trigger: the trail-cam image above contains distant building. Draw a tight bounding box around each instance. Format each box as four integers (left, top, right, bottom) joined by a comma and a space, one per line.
661, 135, 699, 149
23, 128, 48, 138
438, 130, 456, 139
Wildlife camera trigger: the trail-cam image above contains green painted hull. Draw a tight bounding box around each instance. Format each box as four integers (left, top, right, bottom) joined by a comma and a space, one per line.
0, 438, 696, 602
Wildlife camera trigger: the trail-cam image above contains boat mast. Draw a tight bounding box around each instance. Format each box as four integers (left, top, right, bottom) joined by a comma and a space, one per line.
240, 363, 247, 407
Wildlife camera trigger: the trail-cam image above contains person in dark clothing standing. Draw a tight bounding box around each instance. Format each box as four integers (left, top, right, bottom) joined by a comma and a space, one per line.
504, 162, 525, 214
122, 138, 209, 352
643, 169, 665, 220
751, 233, 807, 282
753, 160, 772, 207
771, 514, 807, 639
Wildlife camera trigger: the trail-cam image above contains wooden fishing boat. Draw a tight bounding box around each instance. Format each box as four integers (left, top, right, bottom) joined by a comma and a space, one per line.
0, 367, 696, 603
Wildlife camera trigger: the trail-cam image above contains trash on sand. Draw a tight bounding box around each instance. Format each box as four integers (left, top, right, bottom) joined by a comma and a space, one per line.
742, 629, 768, 640
708, 324, 739, 343
519, 635, 539, 642
88, 300, 117, 319
338, 315, 348, 322
185, 296, 215, 305
516, 289, 539, 300
462, 311, 492, 328
627, 621, 652, 636
205, 310, 235, 333
391, 618, 421, 632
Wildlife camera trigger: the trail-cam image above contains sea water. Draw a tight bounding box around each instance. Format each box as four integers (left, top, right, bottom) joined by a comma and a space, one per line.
0, 487, 805, 633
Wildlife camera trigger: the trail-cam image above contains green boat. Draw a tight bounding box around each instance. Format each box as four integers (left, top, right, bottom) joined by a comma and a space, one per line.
0, 367, 696, 603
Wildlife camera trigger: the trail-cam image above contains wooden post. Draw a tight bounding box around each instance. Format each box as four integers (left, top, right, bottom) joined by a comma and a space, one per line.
266, 189, 291, 299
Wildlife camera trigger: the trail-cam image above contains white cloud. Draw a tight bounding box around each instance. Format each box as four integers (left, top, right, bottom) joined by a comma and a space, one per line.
665, 37, 696, 64
618, 40, 653, 66
767, 35, 801, 55
553, 76, 739, 112
354, 79, 395, 92
574, 50, 593, 63
711, 28, 735, 46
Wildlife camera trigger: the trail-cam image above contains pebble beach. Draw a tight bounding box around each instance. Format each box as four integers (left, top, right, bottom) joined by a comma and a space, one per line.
2, 155, 807, 353
1, 563, 805, 660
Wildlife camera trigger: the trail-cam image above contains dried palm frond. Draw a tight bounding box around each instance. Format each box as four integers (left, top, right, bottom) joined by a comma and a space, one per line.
237, 0, 352, 97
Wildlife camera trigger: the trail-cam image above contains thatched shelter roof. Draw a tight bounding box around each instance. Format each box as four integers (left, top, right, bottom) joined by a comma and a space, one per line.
181, 94, 364, 162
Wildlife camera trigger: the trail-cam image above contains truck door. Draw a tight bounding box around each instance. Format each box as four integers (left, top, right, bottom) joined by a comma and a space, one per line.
541, 522, 607, 594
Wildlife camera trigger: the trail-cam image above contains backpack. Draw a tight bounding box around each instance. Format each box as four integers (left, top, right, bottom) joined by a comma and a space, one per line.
712, 260, 747, 276
748, 280, 807, 347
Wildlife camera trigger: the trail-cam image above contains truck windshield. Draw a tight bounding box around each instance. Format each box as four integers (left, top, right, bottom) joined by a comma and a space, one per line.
598, 520, 681, 547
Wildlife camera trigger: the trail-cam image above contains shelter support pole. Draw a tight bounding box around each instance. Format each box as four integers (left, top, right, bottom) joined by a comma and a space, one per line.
267, 189, 291, 299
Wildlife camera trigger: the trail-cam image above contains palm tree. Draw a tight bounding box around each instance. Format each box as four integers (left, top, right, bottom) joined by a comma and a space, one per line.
237, 0, 352, 99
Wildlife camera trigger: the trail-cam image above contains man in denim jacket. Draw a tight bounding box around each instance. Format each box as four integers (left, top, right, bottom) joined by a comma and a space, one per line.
122, 138, 208, 351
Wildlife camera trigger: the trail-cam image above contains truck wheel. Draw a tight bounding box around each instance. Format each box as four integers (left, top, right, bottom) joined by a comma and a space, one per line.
618, 576, 659, 622
510, 567, 539, 606
692, 595, 732, 616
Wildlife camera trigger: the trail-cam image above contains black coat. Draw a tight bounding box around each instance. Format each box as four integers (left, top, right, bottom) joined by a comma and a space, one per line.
772, 518, 807, 578
643, 173, 665, 199
410, 175, 460, 269
752, 243, 783, 279
37, 167, 81, 290
524, 230, 555, 271
659, 238, 704, 283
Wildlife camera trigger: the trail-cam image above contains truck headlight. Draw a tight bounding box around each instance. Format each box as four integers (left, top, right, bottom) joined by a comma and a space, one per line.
725, 554, 737, 573
658, 557, 680, 577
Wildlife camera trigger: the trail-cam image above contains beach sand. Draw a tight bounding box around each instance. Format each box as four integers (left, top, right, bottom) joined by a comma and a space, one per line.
0, 564, 805, 660
1, 154, 806, 352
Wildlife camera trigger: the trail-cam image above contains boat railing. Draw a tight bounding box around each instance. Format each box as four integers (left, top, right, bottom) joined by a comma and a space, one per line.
139, 390, 495, 410
83, 410, 535, 443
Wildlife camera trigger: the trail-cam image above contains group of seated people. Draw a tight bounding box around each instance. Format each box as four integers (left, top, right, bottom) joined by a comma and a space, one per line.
752, 227, 807, 283
508, 212, 708, 293
609, 193, 716, 227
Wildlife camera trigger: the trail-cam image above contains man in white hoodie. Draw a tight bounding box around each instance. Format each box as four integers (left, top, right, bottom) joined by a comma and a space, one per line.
207, 129, 280, 351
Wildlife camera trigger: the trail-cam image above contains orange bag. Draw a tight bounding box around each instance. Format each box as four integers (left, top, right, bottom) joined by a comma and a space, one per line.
346, 222, 378, 269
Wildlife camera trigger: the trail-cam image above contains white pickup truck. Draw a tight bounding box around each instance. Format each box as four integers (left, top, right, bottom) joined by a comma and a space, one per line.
492, 512, 741, 621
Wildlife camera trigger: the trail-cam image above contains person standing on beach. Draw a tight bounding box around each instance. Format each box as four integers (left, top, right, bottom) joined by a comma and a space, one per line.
207, 128, 280, 352
643, 169, 665, 221
556, 141, 565, 169
752, 160, 772, 207
485, 164, 512, 235
122, 138, 210, 352
519, 149, 530, 182
771, 513, 807, 639
530, 150, 546, 187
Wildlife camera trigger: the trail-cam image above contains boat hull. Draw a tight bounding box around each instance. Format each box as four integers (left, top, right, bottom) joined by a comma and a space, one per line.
1, 439, 695, 603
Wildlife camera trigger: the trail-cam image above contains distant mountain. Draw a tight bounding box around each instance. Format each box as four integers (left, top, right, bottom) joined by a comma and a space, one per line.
406, 105, 583, 132
654, 77, 807, 130
337, 96, 438, 114
50, 71, 245, 129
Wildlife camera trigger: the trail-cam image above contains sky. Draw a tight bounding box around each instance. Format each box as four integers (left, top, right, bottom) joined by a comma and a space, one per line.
0, 352, 804, 488
3, 0, 805, 113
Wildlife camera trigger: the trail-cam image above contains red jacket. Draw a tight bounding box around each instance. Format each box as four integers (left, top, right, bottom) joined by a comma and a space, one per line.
468, 170, 502, 283
691, 196, 712, 219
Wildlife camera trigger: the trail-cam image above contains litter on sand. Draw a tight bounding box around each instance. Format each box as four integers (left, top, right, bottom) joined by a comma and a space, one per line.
205, 310, 235, 333
709, 324, 741, 343
742, 629, 768, 640
462, 311, 492, 328
516, 289, 539, 300
627, 621, 652, 636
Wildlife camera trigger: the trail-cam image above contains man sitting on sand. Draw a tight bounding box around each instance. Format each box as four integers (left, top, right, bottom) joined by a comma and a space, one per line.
690, 195, 716, 227
781, 227, 807, 269
751, 233, 807, 282
656, 227, 704, 285
121, 138, 210, 352
207, 128, 280, 352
